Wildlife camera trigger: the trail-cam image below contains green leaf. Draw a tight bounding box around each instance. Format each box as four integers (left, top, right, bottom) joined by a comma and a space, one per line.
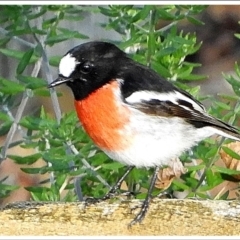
212, 165, 240, 176
0, 77, 25, 94
98, 6, 119, 17
234, 62, 240, 78
17, 75, 47, 89
9, 29, 32, 36
186, 164, 205, 172
194, 192, 210, 199
217, 94, 239, 102
187, 16, 204, 25
49, 55, 61, 67
0, 112, 11, 121
157, 47, 177, 57
57, 27, 89, 39
205, 168, 218, 187
131, 6, 150, 23
172, 179, 190, 191
65, 6, 85, 14
25, 186, 46, 193
21, 167, 47, 174
157, 8, 175, 20
27, 7, 47, 20
19, 116, 42, 131
214, 101, 231, 111
180, 74, 206, 81
89, 152, 109, 166
8, 153, 42, 165
68, 168, 86, 177
0, 183, 19, 198
0, 48, 38, 63
224, 74, 240, 96
30, 27, 47, 35
221, 146, 240, 160
102, 162, 124, 170
42, 16, 58, 29
205, 146, 219, 159
45, 34, 72, 45
25, 186, 61, 201
16, 48, 34, 74
33, 89, 51, 97
45, 32, 88, 45
218, 190, 229, 200
152, 61, 171, 78
234, 33, 240, 40
0, 121, 12, 136
0, 37, 11, 47
42, 152, 74, 169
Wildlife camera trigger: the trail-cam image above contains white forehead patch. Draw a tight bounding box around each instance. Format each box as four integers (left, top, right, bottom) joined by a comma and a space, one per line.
59, 53, 78, 78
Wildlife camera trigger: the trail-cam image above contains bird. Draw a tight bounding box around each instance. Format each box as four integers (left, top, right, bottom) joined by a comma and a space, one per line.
48, 41, 240, 226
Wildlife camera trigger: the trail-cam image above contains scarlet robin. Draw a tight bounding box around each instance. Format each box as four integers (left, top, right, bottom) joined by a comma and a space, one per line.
49, 41, 240, 226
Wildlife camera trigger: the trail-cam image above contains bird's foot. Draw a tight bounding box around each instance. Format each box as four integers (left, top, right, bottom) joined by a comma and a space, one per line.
85, 189, 135, 206
128, 197, 151, 228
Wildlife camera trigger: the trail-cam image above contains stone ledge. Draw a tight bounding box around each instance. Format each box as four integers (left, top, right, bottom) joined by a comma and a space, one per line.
0, 199, 240, 236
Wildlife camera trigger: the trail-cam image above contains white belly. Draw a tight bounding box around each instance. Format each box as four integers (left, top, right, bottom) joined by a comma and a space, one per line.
103, 109, 216, 168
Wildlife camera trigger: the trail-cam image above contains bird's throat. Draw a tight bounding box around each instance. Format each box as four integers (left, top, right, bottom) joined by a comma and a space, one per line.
74, 80, 132, 151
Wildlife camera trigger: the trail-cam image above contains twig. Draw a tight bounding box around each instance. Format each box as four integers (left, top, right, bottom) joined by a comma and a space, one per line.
146, 8, 156, 68
155, 21, 177, 34
0, 24, 41, 163
27, 7, 58, 186
0, 90, 30, 163
0, 27, 35, 48
190, 156, 211, 198
0, 59, 42, 163
73, 177, 84, 201
29, 17, 62, 123
193, 137, 225, 194
66, 141, 110, 189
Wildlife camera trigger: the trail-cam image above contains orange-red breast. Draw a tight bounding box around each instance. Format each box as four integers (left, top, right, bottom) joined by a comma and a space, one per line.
49, 41, 240, 226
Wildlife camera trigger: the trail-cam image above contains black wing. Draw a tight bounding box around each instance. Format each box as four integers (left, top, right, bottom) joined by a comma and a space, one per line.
119, 60, 240, 140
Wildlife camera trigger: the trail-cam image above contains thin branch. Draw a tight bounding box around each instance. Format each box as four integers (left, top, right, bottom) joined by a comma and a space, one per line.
0, 61, 42, 163
66, 141, 111, 189
27, 6, 58, 186
30, 26, 62, 123
0, 22, 42, 164
0, 27, 35, 48
193, 137, 225, 194
190, 156, 211, 198
146, 8, 156, 68
155, 21, 177, 34
0, 91, 30, 163
133, 23, 148, 33
73, 177, 84, 201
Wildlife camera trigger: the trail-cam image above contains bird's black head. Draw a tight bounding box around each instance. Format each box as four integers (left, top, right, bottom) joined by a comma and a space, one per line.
48, 41, 128, 100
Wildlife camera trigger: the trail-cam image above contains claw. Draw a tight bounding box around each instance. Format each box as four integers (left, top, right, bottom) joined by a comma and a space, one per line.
128, 167, 160, 227
128, 198, 151, 228
85, 197, 101, 205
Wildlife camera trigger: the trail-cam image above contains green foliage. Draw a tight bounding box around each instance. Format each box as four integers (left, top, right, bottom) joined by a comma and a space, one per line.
0, 4, 240, 205
0, 177, 19, 199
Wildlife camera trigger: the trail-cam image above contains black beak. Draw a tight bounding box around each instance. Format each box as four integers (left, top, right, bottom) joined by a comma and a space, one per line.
48, 76, 72, 88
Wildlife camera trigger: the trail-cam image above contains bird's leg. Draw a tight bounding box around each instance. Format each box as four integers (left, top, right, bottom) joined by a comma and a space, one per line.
103, 165, 135, 200
86, 166, 134, 204
128, 166, 160, 227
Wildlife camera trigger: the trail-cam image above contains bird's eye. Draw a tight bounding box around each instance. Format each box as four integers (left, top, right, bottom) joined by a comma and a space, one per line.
80, 61, 94, 74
